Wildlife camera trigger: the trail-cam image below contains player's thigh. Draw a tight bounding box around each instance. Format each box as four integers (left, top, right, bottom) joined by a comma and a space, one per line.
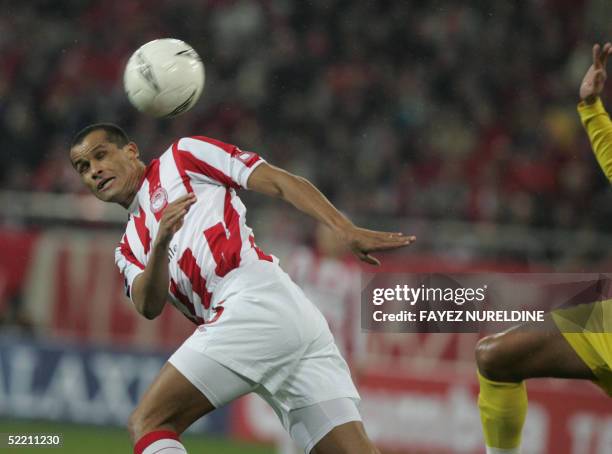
476, 313, 596, 381
129, 361, 215, 440
311, 420, 378, 454
130, 349, 257, 440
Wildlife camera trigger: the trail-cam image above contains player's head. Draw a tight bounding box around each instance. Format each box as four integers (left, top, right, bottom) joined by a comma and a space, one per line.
70, 123, 145, 207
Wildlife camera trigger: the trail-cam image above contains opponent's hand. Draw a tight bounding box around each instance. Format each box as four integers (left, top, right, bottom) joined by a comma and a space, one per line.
155, 193, 197, 246
342, 226, 416, 266
580, 42, 612, 104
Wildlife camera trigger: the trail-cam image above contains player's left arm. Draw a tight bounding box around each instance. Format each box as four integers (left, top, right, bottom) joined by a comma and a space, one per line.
579, 42, 612, 182
247, 163, 415, 265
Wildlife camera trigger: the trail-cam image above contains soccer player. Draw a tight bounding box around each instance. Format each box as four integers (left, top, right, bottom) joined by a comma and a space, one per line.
69, 127, 415, 454
475, 43, 612, 454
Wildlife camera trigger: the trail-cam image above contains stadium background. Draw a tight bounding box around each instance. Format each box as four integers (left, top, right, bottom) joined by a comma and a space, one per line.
1, 1, 611, 453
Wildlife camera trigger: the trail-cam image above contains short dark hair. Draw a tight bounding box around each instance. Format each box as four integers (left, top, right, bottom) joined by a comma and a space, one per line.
71, 123, 130, 148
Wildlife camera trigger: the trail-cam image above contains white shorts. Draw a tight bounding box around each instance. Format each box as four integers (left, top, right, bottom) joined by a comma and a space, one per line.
168, 261, 361, 449
169, 349, 361, 452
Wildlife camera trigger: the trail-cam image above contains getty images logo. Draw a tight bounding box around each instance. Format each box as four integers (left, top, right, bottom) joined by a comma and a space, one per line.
371, 284, 489, 306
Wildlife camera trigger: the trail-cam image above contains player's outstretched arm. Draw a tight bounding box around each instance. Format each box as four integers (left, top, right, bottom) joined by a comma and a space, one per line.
131, 193, 197, 319
579, 42, 612, 182
247, 163, 415, 265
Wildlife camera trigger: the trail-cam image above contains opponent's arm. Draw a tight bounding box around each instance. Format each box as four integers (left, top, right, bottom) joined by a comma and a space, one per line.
131, 193, 196, 319
247, 163, 415, 265
579, 42, 612, 182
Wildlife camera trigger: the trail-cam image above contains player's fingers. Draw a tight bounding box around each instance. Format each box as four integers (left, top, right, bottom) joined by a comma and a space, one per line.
368, 240, 414, 252
170, 194, 194, 204
385, 232, 414, 242
164, 208, 188, 227
353, 234, 415, 253
172, 218, 185, 233
593, 43, 601, 68
164, 195, 196, 217
169, 193, 197, 208
390, 234, 416, 243
377, 234, 417, 246
175, 196, 197, 209
174, 208, 189, 221
160, 206, 181, 221
161, 205, 187, 222
602, 42, 612, 67
379, 231, 415, 240
358, 251, 380, 266
360, 230, 408, 242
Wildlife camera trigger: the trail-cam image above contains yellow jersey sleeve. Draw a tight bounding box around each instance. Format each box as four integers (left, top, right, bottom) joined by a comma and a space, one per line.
578, 97, 612, 182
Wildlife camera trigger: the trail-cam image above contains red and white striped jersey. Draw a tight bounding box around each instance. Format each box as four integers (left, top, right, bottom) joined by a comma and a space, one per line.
115, 136, 275, 325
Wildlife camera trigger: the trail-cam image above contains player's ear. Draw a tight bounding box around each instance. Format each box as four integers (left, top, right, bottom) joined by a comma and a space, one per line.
125, 141, 140, 159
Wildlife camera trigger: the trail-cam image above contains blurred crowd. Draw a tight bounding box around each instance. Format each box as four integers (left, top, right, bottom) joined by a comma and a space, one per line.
2, 0, 612, 231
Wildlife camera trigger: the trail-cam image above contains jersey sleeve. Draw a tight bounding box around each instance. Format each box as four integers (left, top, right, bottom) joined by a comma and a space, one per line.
578, 98, 612, 182
175, 136, 265, 189
115, 234, 145, 301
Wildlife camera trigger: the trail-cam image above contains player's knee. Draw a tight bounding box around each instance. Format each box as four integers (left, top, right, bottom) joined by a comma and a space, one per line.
475, 333, 515, 381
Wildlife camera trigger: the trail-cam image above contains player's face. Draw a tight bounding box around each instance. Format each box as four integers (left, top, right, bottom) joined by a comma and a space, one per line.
70, 130, 142, 206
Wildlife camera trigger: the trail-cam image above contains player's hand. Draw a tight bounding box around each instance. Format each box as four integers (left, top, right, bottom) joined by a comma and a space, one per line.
155, 193, 197, 246
342, 227, 416, 266
580, 42, 612, 104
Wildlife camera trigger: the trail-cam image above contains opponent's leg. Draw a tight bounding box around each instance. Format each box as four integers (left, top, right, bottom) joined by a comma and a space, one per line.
475, 314, 595, 454
477, 371, 527, 454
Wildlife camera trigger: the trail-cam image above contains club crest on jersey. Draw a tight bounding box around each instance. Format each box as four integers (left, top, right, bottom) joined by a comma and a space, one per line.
150, 187, 168, 214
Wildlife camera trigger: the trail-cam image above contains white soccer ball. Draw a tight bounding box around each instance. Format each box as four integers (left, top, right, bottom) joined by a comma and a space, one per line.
123, 38, 205, 118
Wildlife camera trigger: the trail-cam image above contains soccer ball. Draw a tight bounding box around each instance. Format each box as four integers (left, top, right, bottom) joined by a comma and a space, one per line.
123, 38, 205, 118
